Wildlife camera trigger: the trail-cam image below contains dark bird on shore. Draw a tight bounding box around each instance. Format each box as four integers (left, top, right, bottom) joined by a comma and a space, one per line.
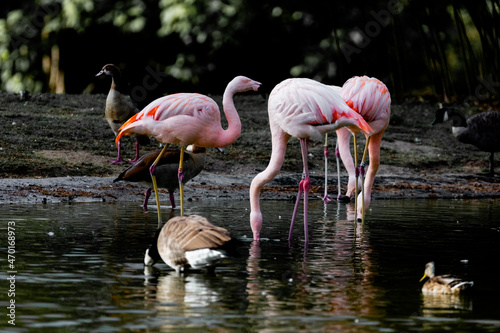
432, 108, 500, 175
96, 64, 149, 164
144, 215, 237, 273
114, 145, 206, 211
420, 261, 474, 294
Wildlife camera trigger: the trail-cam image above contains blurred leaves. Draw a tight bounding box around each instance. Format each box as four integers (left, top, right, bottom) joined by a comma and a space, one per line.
0, 0, 499, 102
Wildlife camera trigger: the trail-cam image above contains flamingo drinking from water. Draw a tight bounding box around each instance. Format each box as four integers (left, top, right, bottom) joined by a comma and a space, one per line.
249, 78, 373, 244
326, 76, 391, 221
116, 76, 261, 224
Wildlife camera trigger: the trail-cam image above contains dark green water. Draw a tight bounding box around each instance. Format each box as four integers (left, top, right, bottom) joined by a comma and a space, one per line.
1, 198, 499, 332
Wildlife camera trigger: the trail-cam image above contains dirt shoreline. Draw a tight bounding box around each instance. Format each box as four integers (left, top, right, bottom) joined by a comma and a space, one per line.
1, 92, 499, 206
1, 167, 499, 205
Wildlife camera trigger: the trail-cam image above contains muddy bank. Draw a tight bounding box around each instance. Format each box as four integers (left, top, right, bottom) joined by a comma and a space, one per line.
1, 167, 499, 206
0, 91, 499, 205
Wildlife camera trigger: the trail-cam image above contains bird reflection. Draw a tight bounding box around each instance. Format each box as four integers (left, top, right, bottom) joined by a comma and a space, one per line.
308, 209, 377, 316
155, 273, 221, 308
421, 293, 473, 316
245, 241, 291, 318
143, 266, 223, 332
245, 202, 380, 320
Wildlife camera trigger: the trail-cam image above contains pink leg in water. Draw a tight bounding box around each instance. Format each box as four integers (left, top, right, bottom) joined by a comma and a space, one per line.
322, 141, 334, 204
288, 138, 311, 246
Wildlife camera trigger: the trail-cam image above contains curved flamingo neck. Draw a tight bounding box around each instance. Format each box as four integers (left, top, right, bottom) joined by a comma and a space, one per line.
249, 127, 290, 239
215, 88, 242, 147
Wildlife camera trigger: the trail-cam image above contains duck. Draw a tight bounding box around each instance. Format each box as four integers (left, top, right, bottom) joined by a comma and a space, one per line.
96, 64, 149, 164
144, 215, 236, 273
420, 261, 474, 294
114, 145, 206, 211
432, 107, 500, 175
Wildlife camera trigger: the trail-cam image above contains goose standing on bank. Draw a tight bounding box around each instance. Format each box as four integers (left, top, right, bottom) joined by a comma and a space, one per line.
420, 261, 474, 294
432, 108, 500, 175
144, 215, 235, 273
114, 145, 206, 210
96, 64, 149, 164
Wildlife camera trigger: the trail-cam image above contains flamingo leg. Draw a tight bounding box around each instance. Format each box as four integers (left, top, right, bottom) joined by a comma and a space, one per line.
359, 136, 371, 223
111, 139, 125, 164
322, 133, 334, 203
353, 134, 359, 222
178, 146, 185, 216
335, 141, 342, 200
150, 144, 169, 227
289, 183, 303, 242
288, 138, 310, 246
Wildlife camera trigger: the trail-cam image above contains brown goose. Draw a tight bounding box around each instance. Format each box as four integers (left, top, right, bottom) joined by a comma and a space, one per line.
144, 215, 234, 273
114, 145, 206, 210
96, 64, 149, 164
432, 108, 500, 175
420, 261, 474, 294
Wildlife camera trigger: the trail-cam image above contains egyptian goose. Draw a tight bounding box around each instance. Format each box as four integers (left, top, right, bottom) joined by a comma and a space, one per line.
96, 64, 149, 164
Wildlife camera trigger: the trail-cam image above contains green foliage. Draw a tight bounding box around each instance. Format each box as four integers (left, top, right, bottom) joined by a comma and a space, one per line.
0, 0, 499, 101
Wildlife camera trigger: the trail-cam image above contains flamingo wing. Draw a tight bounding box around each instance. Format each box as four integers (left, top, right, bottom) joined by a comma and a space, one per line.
340, 76, 391, 122
270, 78, 372, 139
115, 93, 219, 145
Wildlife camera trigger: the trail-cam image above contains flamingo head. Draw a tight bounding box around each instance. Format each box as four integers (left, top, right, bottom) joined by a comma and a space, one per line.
230, 76, 262, 93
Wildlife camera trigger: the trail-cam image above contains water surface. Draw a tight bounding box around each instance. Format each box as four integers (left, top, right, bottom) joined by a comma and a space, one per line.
1, 198, 499, 332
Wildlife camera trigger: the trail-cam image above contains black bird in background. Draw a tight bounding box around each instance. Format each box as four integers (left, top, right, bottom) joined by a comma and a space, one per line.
433, 108, 500, 175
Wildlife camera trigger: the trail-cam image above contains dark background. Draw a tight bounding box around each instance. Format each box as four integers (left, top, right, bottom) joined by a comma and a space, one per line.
1, 0, 499, 107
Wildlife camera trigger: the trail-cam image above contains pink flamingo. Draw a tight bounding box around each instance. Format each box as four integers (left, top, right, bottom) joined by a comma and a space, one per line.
333, 76, 391, 221
116, 76, 261, 224
249, 78, 373, 244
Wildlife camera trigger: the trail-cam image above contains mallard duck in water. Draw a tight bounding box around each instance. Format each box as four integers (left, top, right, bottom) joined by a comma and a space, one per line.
420, 261, 474, 294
